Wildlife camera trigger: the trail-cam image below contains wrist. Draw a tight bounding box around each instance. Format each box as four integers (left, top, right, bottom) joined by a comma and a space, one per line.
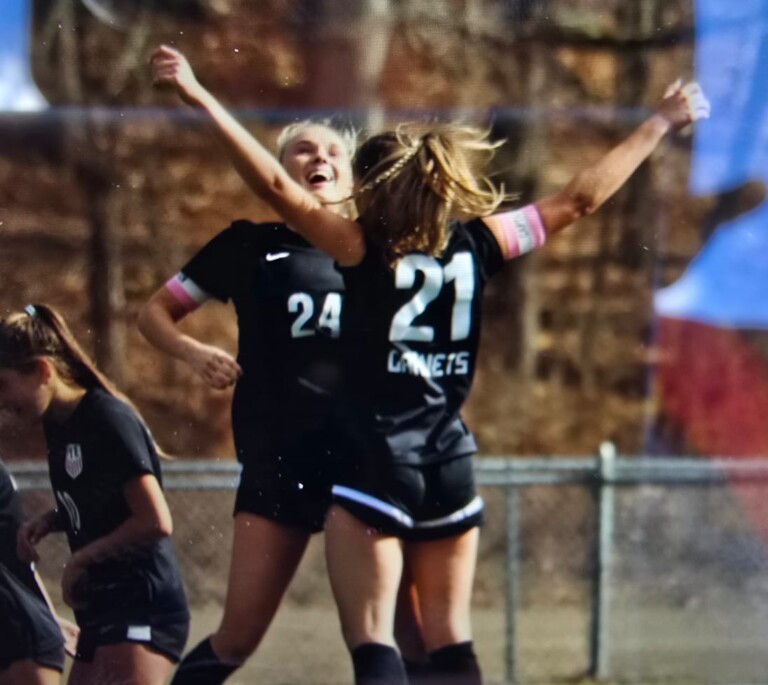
183, 337, 209, 366
45, 509, 63, 532
69, 550, 90, 569
647, 112, 672, 137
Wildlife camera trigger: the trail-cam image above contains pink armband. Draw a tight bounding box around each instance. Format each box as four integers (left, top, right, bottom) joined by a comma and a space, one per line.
164, 274, 211, 313
497, 204, 547, 260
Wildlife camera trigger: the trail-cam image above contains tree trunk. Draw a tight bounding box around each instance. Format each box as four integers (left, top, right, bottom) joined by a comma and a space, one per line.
299, 0, 393, 130
57, 0, 127, 382
578, 1, 664, 394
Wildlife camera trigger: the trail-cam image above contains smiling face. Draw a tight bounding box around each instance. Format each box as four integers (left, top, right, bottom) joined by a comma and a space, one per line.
279, 125, 354, 207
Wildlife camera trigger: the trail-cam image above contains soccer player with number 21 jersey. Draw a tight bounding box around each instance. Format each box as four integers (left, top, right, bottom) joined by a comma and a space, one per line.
151, 41, 710, 685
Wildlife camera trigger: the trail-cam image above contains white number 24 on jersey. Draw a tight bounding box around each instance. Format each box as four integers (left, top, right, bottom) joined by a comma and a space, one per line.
288, 292, 342, 338
390, 252, 475, 342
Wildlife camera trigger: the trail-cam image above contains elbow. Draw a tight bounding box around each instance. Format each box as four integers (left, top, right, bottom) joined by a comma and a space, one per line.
140, 509, 173, 541
560, 192, 598, 228
136, 305, 152, 340
566, 181, 600, 220
576, 197, 599, 218
154, 511, 173, 539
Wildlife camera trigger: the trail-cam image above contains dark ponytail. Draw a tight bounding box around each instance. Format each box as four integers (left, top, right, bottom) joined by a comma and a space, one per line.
0, 304, 170, 456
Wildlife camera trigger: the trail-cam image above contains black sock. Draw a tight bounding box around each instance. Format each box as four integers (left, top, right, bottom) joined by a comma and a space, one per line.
403, 657, 430, 684
170, 637, 239, 685
426, 641, 482, 685
351, 642, 408, 685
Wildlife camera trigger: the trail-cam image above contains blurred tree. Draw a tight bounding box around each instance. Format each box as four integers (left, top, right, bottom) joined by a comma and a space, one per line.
29, 0, 171, 382
579, 1, 665, 393
295, 0, 393, 129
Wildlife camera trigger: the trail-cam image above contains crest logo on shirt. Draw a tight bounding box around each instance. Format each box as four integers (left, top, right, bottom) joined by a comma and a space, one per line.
65, 444, 83, 479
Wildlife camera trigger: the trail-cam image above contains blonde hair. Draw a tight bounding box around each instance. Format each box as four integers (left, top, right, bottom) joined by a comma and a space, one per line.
276, 119, 357, 162
353, 124, 511, 265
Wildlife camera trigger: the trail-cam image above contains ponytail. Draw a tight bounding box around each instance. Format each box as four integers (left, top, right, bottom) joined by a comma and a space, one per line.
353, 124, 514, 266
28, 304, 123, 398
0, 304, 170, 457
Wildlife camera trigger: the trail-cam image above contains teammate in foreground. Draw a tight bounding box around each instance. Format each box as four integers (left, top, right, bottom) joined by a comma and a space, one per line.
3, 304, 189, 685
0, 457, 69, 685
151, 43, 708, 684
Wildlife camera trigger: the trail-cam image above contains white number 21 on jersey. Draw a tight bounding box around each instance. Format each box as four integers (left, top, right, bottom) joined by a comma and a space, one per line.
389, 252, 474, 342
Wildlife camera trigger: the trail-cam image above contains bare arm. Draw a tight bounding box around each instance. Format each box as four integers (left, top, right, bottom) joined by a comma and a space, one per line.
484, 81, 710, 248
150, 45, 364, 265
17, 508, 62, 563
138, 286, 242, 389
62, 474, 172, 608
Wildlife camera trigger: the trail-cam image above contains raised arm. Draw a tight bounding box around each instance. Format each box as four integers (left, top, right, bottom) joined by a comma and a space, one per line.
150, 45, 364, 264
483, 80, 710, 252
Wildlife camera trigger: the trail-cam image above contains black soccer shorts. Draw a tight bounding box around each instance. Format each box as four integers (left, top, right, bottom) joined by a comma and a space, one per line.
332, 454, 484, 541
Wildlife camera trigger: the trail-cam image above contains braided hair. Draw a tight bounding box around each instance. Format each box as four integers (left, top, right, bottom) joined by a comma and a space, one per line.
352, 124, 511, 265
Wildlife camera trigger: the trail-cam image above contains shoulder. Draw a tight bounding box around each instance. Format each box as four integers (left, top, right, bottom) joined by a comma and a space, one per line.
198, 220, 290, 254
84, 391, 159, 463
443, 219, 494, 255
227, 220, 292, 245
446, 219, 505, 276
82, 390, 148, 441
452, 218, 492, 240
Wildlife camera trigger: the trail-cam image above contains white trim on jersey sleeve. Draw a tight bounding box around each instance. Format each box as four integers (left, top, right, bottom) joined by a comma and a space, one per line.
164, 273, 213, 313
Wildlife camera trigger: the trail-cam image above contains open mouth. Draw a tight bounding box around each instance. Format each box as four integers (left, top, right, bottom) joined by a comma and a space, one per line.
306, 168, 334, 187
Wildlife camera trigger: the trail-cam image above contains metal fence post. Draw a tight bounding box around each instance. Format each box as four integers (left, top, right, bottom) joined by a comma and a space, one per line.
505, 481, 521, 684
590, 441, 616, 680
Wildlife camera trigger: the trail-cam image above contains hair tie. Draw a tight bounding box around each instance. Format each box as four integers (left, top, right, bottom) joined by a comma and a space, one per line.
24, 304, 37, 318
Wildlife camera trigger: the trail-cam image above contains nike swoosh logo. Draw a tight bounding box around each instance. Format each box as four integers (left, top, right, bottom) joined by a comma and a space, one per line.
266, 252, 290, 262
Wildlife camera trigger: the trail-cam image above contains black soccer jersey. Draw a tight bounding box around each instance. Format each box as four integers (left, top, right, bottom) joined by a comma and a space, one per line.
338, 219, 505, 466
174, 221, 346, 448
0, 460, 64, 672
0, 460, 40, 597
42, 389, 187, 620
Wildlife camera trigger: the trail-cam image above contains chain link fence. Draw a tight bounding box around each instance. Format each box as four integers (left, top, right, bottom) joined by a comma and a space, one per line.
12, 453, 768, 684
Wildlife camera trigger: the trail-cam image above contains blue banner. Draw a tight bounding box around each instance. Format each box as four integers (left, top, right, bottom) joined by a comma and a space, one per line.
654, 0, 768, 328
0, 0, 47, 111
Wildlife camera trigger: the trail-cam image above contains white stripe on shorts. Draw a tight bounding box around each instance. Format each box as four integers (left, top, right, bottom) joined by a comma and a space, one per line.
414, 495, 484, 529
333, 485, 415, 527
332, 485, 484, 530
127, 625, 152, 642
